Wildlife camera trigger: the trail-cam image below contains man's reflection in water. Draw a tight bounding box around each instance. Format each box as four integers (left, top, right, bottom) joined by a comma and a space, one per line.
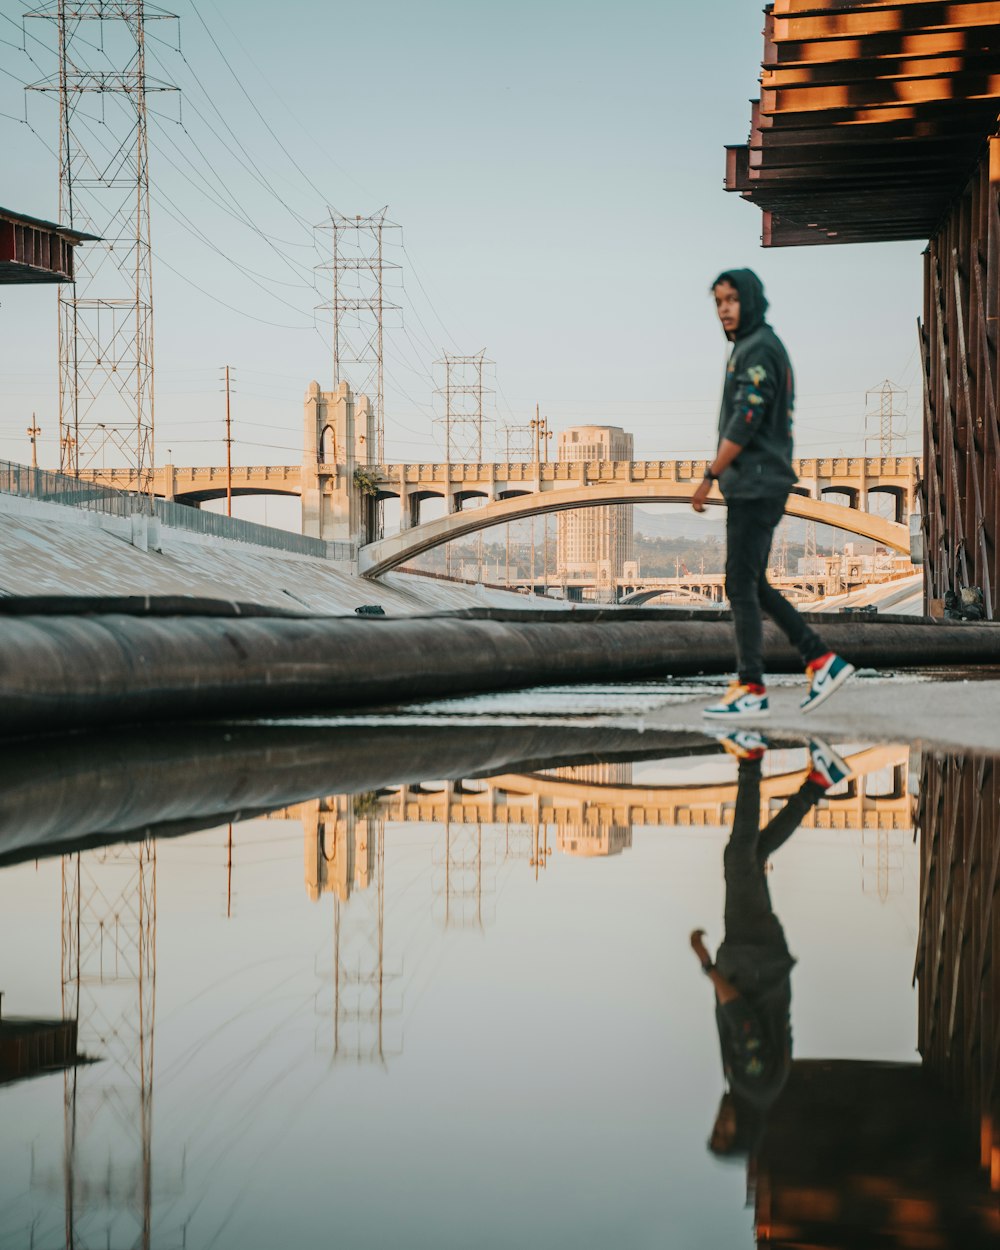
691, 732, 852, 1159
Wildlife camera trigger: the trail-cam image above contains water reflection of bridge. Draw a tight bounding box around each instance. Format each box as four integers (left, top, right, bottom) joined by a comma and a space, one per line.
271, 746, 911, 877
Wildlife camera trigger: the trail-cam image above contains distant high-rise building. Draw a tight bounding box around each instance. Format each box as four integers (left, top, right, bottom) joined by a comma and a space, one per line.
556, 425, 634, 587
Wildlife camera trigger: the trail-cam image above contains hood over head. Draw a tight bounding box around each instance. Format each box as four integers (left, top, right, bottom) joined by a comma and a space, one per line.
712, 268, 768, 341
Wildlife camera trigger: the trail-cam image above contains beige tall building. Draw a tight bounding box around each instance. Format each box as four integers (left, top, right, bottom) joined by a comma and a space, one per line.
556, 425, 634, 586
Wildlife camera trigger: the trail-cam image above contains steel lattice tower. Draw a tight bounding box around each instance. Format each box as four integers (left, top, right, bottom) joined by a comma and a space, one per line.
317, 208, 401, 464
435, 350, 494, 462
26, 1, 176, 485
865, 379, 907, 458
500, 422, 533, 461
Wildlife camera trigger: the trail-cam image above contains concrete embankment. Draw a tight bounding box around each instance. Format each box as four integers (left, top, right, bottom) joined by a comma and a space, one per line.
2, 597, 998, 736
0, 490, 548, 615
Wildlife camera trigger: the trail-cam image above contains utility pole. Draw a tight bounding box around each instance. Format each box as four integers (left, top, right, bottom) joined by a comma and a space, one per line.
28, 0, 176, 488
530, 406, 551, 464
223, 365, 233, 517
27, 415, 41, 470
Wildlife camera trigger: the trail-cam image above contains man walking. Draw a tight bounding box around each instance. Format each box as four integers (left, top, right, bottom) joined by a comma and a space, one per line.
692, 268, 853, 720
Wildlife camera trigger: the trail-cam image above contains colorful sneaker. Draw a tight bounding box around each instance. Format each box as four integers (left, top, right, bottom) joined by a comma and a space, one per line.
800, 652, 855, 713
702, 682, 769, 721
713, 728, 769, 761
806, 738, 853, 790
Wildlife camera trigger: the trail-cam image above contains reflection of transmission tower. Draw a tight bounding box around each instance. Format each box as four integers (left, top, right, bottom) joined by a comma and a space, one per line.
309, 799, 401, 1063
51, 843, 160, 1248
433, 785, 496, 927
436, 351, 494, 462
865, 379, 907, 458
316, 209, 401, 463
27, 1, 177, 483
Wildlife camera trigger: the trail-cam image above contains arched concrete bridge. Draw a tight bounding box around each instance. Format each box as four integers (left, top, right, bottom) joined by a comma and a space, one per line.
357, 481, 911, 578
79, 450, 917, 575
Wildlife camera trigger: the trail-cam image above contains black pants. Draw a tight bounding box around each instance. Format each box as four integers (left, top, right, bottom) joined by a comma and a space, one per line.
725, 496, 826, 687
723, 761, 825, 950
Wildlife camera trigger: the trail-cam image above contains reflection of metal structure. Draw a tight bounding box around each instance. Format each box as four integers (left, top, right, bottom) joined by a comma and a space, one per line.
307, 799, 400, 1063
529, 811, 552, 882
915, 751, 1000, 1184
436, 820, 492, 928
27, 0, 177, 484
53, 842, 158, 1248
755, 1060, 999, 1246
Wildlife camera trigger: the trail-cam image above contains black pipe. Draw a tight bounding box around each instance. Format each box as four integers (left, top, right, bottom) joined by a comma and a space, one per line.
0, 602, 997, 736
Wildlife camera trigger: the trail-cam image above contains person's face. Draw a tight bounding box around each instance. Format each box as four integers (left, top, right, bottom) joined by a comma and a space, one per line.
714, 281, 740, 337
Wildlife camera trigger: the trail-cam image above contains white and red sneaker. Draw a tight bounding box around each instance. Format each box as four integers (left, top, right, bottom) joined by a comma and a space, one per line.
800, 652, 855, 713
703, 682, 769, 721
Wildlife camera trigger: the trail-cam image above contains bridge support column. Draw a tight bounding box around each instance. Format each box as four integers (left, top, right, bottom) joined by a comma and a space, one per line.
398, 486, 426, 532
301, 380, 375, 546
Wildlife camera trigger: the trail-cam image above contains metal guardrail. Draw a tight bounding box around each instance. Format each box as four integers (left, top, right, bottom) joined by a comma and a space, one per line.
0, 460, 355, 562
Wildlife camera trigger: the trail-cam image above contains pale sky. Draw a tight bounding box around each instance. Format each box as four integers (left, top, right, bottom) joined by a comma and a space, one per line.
1, 0, 924, 479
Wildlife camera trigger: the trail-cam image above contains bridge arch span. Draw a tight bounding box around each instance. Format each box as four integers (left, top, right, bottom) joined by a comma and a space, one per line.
358, 481, 910, 578
174, 486, 302, 506
618, 588, 718, 606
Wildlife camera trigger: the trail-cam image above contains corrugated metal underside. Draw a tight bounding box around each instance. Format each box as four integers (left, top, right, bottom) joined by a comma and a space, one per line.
726, 0, 1000, 246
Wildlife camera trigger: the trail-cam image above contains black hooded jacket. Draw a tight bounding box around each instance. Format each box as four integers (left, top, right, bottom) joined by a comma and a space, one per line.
713, 269, 797, 501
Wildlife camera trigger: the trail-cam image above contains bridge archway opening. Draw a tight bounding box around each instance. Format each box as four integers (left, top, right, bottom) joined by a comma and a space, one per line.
173, 486, 302, 507
866, 485, 906, 525
821, 485, 858, 509
454, 490, 489, 509
199, 492, 302, 533
319, 424, 336, 464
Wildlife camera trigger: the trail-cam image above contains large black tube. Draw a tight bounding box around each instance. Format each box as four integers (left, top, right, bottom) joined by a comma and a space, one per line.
0, 603, 997, 736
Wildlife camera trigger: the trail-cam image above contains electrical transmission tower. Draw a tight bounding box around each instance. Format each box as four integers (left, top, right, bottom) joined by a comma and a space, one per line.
499, 422, 533, 461
865, 379, 907, 458
26, 0, 177, 484
435, 350, 494, 462
317, 209, 401, 463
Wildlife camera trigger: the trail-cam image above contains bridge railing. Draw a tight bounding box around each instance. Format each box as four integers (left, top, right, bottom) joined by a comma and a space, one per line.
0, 460, 355, 562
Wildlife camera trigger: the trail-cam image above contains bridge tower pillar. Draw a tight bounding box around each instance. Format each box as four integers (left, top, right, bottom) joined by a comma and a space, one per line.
301, 380, 376, 545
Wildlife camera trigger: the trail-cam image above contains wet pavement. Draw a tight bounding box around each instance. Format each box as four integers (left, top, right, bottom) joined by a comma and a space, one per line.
1, 682, 998, 1248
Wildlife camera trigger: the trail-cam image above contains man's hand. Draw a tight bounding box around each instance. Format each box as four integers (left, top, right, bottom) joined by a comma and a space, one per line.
690, 929, 711, 965
691, 477, 712, 514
